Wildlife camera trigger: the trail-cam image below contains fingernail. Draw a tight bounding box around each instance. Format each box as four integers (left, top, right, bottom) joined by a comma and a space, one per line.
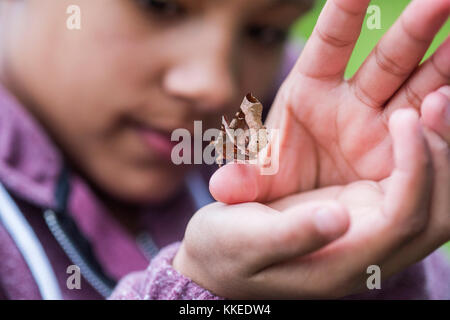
314, 208, 347, 239
438, 85, 450, 98
445, 104, 450, 126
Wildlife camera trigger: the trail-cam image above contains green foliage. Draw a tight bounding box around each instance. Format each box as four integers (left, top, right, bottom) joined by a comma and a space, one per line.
445, 242, 450, 258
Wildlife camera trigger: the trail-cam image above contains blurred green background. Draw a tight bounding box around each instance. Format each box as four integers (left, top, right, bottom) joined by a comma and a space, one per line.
291, 0, 450, 257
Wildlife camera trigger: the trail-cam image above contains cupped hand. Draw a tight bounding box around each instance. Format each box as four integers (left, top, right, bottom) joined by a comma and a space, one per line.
174, 93, 450, 298
210, 0, 450, 204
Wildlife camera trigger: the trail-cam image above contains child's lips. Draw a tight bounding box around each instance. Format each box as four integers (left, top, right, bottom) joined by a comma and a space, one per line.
138, 127, 178, 161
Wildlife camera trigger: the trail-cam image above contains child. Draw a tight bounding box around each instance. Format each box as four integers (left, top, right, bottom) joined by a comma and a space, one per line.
0, 0, 448, 299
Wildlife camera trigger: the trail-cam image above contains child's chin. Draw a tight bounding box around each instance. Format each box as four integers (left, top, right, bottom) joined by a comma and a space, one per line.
116, 170, 186, 205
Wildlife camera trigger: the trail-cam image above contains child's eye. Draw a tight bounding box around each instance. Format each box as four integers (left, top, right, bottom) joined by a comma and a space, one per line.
136, 0, 185, 18
246, 25, 288, 46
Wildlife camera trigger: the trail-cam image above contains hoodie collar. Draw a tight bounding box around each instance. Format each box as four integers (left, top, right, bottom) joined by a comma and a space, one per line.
0, 84, 62, 209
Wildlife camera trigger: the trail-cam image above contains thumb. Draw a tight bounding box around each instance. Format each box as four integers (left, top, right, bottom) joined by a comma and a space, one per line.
209, 163, 274, 204
251, 201, 350, 270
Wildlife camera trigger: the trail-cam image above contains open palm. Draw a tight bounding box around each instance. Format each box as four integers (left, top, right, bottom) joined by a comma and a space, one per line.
257, 108, 450, 298
210, 0, 450, 203
178, 107, 449, 299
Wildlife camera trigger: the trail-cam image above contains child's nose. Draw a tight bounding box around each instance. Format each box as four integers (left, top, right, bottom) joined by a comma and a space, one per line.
162, 20, 238, 113
163, 58, 237, 112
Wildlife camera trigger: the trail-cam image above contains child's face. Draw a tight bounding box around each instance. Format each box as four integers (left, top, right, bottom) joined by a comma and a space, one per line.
0, 0, 309, 204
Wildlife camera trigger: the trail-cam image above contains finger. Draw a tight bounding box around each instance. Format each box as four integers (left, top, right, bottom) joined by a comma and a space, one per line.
438, 85, 450, 98
294, 0, 370, 80
422, 128, 450, 238
380, 127, 450, 280
384, 37, 450, 117
244, 201, 349, 271
209, 164, 266, 203
421, 86, 450, 142
382, 108, 433, 240
254, 110, 434, 298
210, 106, 313, 204
351, 0, 450, 109
209, 158, 305, 204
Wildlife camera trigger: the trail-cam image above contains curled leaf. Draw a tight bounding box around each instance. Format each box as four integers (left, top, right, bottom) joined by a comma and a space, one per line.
211, 93, 268, 166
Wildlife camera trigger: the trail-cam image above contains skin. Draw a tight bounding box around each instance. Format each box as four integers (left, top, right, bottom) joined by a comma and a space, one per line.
0, 0, 308, 205
0, 0, 449, 299
174, 88, 450, 299
210, 0, 450, 202
177, 0, 450, 298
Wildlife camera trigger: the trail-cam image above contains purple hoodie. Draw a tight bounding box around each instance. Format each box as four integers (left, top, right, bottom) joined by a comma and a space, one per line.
0, 82, 220, 299
0, 49, 449, 300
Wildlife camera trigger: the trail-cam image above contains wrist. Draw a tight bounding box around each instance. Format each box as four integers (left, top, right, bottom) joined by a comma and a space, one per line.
173, 242, 226, 298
